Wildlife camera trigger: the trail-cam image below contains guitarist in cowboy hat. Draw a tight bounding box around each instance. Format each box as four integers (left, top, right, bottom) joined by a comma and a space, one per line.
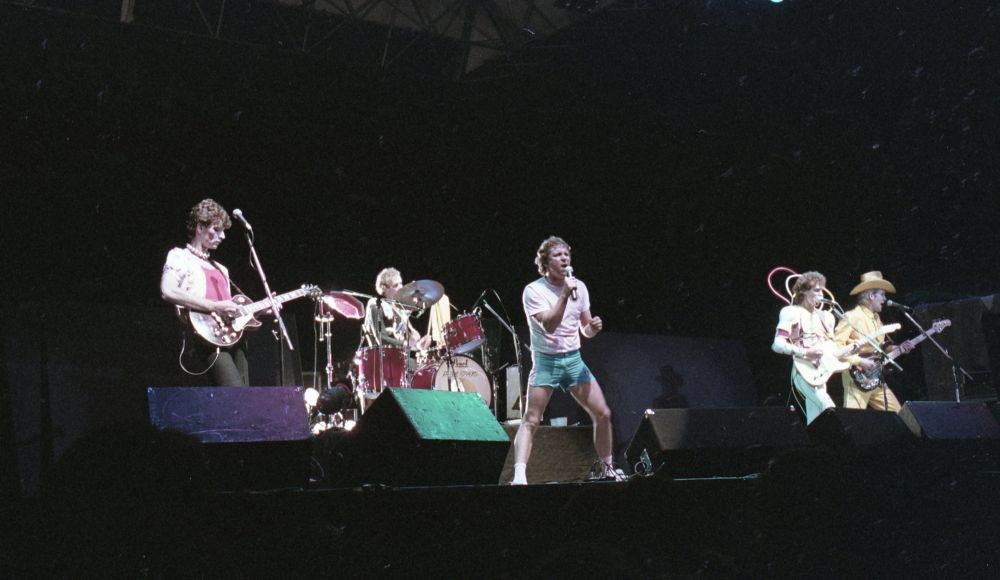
833, 271, 915, 412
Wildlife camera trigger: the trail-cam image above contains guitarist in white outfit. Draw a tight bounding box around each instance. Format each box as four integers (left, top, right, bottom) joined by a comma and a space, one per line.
772, 272, 860, 424
160, 199, 248, 386
833, 272, 914, 412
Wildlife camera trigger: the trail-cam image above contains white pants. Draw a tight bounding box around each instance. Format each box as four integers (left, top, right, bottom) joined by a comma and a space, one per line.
793, 372, 835, 424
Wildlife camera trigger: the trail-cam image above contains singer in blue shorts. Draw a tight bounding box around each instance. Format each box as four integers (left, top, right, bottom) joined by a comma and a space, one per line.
509, 236, 621, 484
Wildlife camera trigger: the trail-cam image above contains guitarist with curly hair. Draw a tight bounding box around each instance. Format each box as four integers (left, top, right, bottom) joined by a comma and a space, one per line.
160, 198, 248, 386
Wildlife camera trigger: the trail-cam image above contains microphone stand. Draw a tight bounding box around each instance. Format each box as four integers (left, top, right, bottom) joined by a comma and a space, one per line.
243, 229, 294, 386
901, 310, 972, 403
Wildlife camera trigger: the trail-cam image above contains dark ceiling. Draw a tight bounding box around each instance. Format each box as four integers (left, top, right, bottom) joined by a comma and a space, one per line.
2, 1, 998, 398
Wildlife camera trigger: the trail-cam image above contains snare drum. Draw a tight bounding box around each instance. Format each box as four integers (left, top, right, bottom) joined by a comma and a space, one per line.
352, 346, 407, 393
411, 356, 492, 407
443, 313, 486, 354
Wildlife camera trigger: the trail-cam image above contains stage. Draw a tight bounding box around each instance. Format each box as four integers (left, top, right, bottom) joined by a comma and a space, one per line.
6, 403, 1000, 578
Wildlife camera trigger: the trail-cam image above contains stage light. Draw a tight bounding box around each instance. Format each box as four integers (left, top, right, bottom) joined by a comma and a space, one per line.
304, 387, 320, 408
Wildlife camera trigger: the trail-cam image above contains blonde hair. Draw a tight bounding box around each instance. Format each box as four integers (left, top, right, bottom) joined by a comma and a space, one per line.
375, 267, 402, 295
534, 236, 570, 275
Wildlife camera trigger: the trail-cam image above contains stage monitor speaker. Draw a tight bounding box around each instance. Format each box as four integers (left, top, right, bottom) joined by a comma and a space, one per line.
807, 408, 917, 448
335, 388, 510, 487
899, 401, 1000, 440
147, 386, 311, 490
624, 407, 809, 478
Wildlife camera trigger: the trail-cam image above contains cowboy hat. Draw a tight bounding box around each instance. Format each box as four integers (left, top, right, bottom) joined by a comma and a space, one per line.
850, 271, 897, 295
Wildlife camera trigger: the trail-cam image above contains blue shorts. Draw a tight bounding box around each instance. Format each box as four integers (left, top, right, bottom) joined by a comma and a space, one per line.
529, 350, 595, 392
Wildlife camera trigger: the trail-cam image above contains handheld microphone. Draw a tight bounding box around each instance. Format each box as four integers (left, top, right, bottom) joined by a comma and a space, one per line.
564, 266, 578, 300
232, 208, 253, 232
816, 298, 837, 305
885, 299, 912, 312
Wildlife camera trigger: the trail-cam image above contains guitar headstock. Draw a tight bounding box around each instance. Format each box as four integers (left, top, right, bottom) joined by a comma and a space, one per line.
881, 323, 902, 335
303, 284, 323, 298
932, 319, 951, 333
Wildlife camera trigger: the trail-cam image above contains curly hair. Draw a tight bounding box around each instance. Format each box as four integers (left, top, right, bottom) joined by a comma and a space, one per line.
791, 271, 826, 305
185, 198, 231, 238
534, 236, 571, 275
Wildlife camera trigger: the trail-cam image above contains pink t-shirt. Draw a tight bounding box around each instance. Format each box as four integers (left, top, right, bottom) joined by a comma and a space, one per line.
203, 267, 232, 301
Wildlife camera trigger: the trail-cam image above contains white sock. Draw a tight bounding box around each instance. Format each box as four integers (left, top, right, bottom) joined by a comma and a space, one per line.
511, 462, 527, 485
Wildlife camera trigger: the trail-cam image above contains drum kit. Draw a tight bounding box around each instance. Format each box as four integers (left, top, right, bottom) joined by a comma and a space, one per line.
308, 279, 491, 431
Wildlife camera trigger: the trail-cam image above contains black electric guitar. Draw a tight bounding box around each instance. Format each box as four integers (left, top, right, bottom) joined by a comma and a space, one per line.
793, 324, 900, 387
180, 284, 321, 347
850, 319, 951, 391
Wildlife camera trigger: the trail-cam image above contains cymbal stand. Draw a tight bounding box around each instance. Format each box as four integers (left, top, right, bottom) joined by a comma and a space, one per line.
436, 349, 463, 394
481, 298, 523, 421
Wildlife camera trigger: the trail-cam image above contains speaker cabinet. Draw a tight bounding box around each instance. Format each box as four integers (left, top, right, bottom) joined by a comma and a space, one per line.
899, 401, 1000, 440
333, 388, 510, 487
147, 386, 311, 490
807, 408, 917, 448
624, 407, 809, 478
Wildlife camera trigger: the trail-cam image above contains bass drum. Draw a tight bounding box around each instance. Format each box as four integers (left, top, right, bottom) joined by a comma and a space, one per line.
411, 356, 492, 407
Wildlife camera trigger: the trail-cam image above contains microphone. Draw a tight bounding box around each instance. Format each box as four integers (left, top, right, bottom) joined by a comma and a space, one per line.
564, 266, 578, 300
816, 298, 839, 306
232, 208, 253, 232
886, 299, 912, 312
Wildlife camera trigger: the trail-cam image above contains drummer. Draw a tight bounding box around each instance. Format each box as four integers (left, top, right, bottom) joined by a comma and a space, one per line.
362, 267, 432, 351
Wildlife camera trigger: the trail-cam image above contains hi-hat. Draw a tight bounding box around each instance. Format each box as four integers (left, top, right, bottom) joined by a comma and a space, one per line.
394, 280, 444, 309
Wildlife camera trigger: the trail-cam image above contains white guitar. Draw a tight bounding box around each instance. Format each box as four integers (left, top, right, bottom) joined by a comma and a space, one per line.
793, 323, 901, 386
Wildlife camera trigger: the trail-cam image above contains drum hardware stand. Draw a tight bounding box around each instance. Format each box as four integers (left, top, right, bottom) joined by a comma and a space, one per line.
480, 299, 524, 421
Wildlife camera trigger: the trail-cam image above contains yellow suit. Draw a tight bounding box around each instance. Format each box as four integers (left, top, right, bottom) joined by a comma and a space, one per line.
833, 305, 901, 412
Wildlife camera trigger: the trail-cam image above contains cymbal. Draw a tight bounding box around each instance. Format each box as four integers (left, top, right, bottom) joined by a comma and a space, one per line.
319, 291, 366, 320
393, 280, 444, 309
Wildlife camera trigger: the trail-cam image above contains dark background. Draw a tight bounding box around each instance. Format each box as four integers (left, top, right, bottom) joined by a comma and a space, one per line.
2, 1, 999, 448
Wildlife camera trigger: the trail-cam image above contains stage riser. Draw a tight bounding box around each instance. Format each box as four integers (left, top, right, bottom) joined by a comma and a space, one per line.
500, 425, 595, 483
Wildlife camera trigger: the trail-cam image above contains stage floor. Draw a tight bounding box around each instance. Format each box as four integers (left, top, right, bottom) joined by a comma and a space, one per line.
8, 453, 1000, 578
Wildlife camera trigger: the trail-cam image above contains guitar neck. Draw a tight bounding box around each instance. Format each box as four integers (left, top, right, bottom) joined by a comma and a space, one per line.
886, 327, 942, 361
241, 288, 312, 316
